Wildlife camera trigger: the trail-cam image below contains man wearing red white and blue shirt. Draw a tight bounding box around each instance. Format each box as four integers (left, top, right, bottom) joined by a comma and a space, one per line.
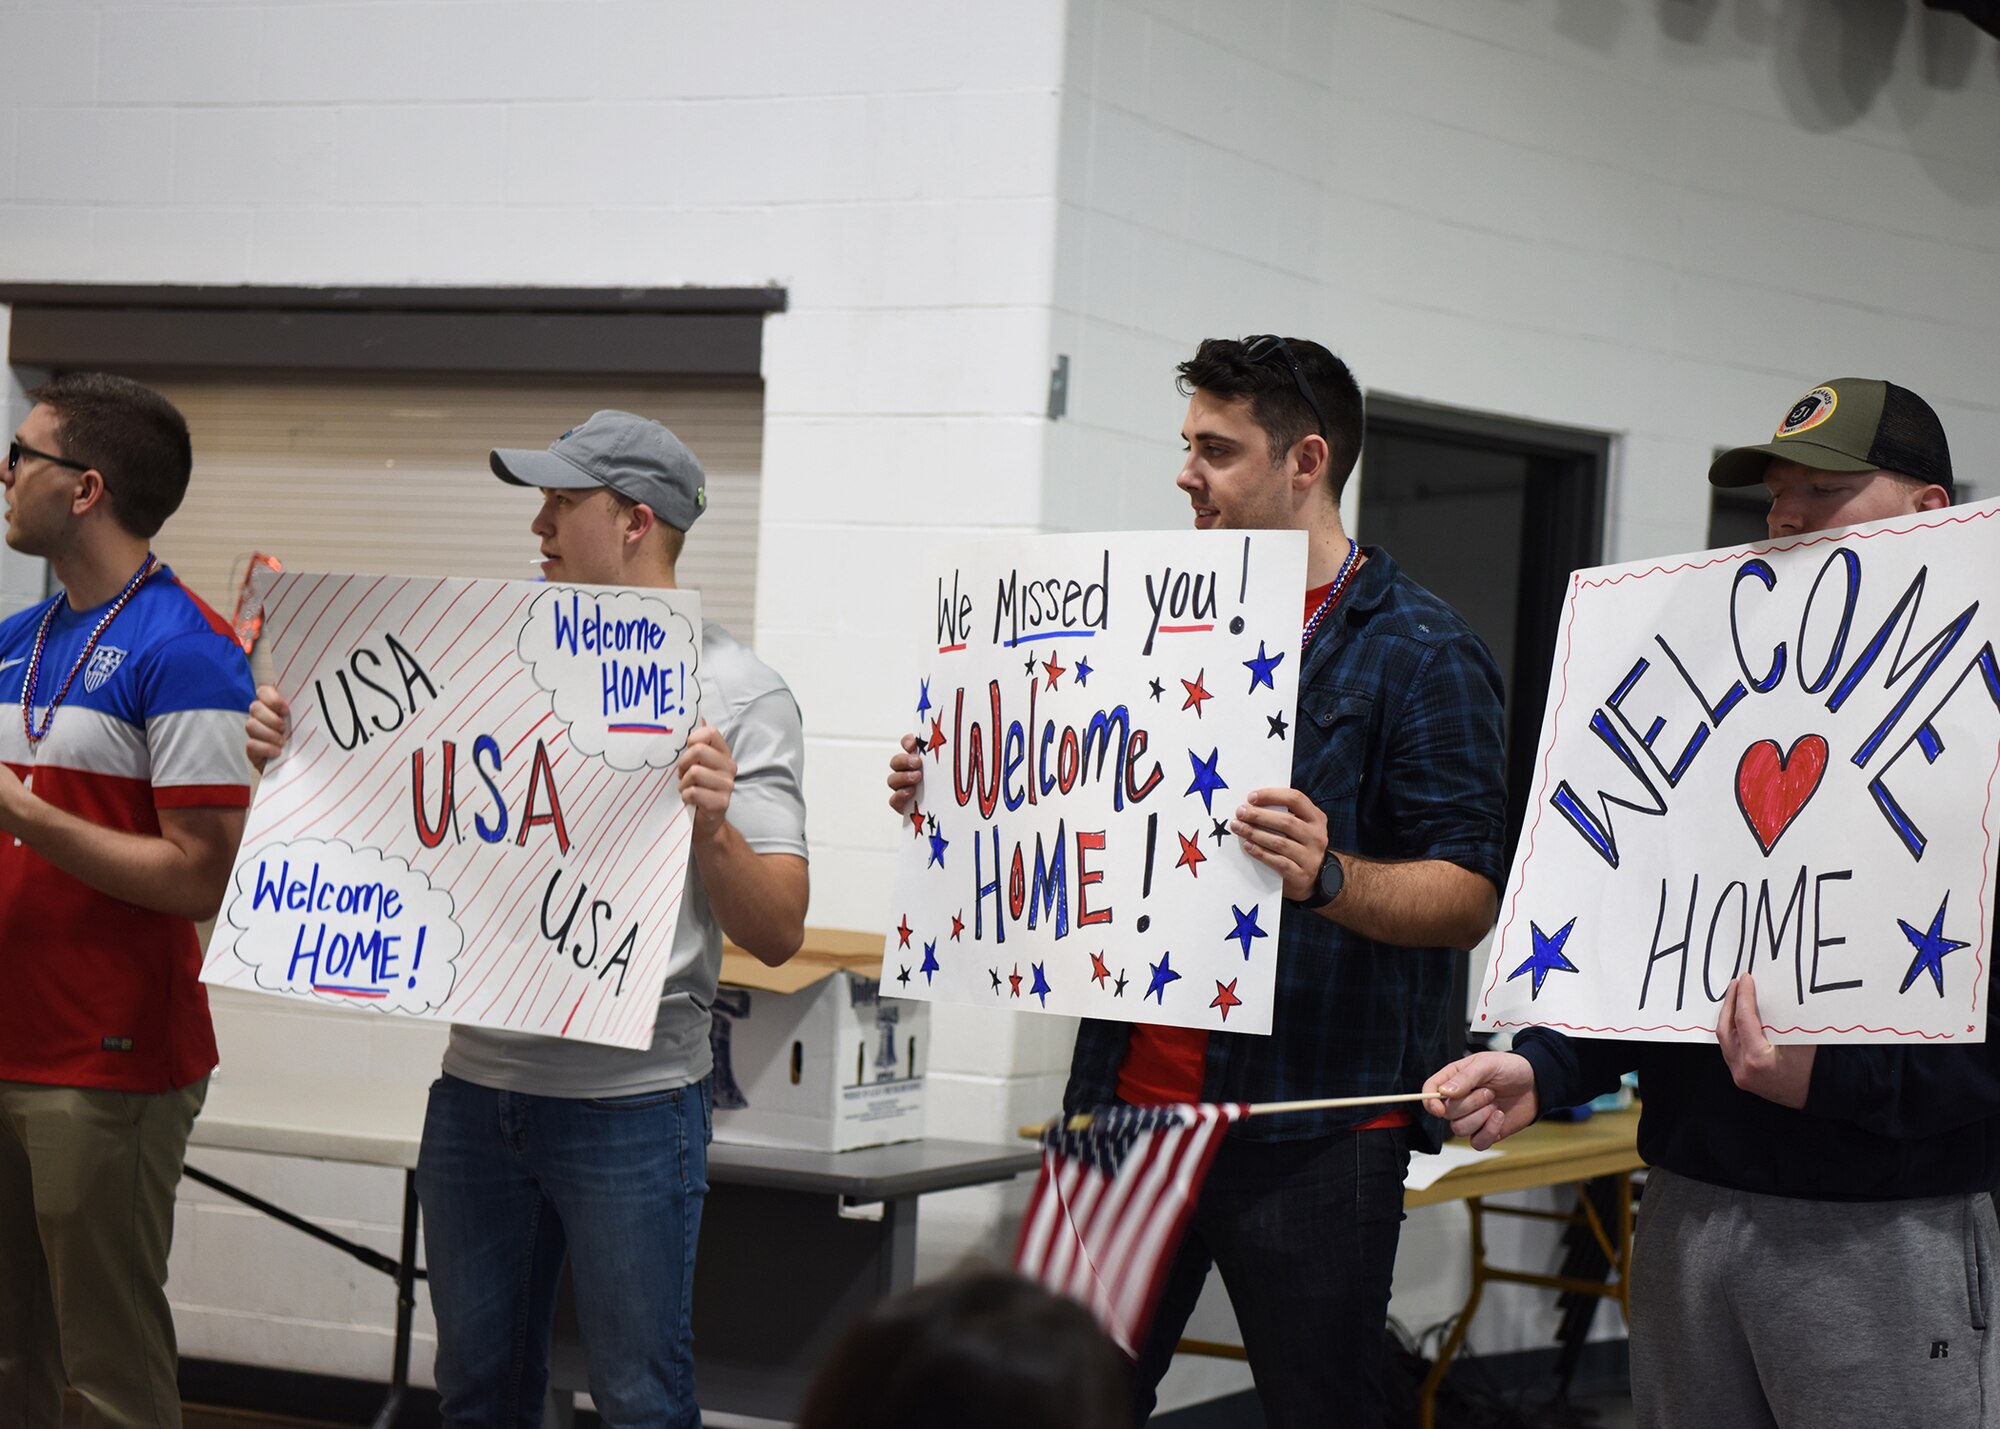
0, 374, 255, 1429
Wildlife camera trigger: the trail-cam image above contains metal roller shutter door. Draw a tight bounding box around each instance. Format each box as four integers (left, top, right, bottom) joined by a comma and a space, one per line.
140, 372, 763, 641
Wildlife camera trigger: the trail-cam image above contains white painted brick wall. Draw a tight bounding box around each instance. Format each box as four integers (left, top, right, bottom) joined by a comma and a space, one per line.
2, 0, 1071, 1390
4, 0, 1998, 1406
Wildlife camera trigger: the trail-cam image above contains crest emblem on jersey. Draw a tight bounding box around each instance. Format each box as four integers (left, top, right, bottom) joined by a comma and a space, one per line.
84, 646, 128, 692
1776, 386, 1838, 438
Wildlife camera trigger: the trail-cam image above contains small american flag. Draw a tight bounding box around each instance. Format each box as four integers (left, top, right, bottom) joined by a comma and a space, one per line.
1012, 1101, 1248, 1356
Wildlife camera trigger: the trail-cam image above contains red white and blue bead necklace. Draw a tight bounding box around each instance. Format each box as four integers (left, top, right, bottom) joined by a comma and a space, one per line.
21, 552, 159, 747
1300, 538, 1361, 650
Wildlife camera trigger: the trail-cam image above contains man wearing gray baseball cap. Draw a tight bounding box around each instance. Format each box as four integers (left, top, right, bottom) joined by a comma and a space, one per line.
248, 410, 809, 1428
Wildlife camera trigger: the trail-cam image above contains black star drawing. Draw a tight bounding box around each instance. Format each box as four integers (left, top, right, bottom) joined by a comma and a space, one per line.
1210, 817, 1231, 846
1148, 676, 1165, 702
1024, 652, 1040, 676
1113, 969, 1129, 997
989, 968, 1003, 993
927, 813, 939, 836
1267, 711, 1289, 740
896, 965, 912, 986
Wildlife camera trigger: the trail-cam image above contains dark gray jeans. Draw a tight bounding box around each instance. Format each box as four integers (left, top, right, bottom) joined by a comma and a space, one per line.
1128, 1126, 1412, 1428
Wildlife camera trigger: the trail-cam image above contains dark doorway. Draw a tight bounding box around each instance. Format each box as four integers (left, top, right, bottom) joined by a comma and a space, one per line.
1708, 486, 1769, 549
1357, 401, 1608, 1024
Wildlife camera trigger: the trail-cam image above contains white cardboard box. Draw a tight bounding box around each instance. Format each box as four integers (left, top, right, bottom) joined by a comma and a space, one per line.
709, 936, 928, 1153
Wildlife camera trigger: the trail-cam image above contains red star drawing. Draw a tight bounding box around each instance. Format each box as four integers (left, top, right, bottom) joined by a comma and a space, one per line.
910, 808, 926, 838
1090, 951, 1111, 988
927, 717, 946, 759
1211, 978, 1243, 1022
896, 915, 913, 949
950, 911, 965, 941
1009, 964, 1024, 998
1181, 669, 1212, 717
1175, 831, 1206, 877
1043, 655, 1066, 690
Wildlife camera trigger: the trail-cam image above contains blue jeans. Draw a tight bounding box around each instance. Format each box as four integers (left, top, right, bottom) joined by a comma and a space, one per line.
1130, 1127, 1411, 1428
416, 1074, 713, 1429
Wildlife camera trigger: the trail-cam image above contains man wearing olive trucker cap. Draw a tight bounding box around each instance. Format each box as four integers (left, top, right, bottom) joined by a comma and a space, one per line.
247, 412, 809, 1428
1427, 379, 2000, 1428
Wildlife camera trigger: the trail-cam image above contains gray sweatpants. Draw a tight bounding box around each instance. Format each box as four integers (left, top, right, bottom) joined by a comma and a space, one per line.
1630, 1167, 1996, 1429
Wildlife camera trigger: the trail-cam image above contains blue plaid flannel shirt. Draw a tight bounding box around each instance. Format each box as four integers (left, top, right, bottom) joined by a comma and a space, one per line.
1063, 547, 1508, 1152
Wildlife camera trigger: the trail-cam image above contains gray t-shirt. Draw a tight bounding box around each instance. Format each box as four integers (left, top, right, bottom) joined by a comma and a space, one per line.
442, 620, 808, 1098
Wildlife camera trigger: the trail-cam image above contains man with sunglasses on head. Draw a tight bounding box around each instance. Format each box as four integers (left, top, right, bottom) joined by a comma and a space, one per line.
1426, 379, 2000, 1429
888, 336, 1508, 1427
1, 374, 257, 1429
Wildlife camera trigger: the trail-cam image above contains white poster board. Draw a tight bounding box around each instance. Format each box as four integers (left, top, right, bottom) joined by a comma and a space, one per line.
202, 572, 701, 1049
1478, 503, 2000, 1045
884, 531, 1306, 1035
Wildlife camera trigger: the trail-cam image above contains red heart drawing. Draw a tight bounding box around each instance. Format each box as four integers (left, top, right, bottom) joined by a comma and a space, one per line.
1735, 735, 1829, 856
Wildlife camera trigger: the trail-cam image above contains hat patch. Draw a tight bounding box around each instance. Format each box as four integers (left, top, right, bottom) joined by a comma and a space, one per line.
1776, 386, 1838, 439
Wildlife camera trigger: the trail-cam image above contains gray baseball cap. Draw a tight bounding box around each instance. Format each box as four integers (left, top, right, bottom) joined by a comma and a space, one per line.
491, 410, 707, 530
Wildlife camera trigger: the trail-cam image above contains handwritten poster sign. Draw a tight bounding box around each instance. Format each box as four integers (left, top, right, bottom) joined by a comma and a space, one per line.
203, 572, 702, 1049
1479, 503, 2000, 1045
885, 531, 1306, 1035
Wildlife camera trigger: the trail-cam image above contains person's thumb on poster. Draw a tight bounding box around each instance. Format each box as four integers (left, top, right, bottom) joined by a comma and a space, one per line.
1718, 974, 1813, 1110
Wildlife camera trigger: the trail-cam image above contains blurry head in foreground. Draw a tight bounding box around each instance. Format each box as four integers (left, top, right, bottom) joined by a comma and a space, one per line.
796, 1270, 1132, 1429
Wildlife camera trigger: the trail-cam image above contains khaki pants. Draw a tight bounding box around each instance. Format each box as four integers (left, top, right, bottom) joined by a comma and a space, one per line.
0, 1078, 207, 1429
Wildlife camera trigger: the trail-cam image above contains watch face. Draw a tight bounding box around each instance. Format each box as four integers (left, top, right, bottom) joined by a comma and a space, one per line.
1318, 852, 1344, 903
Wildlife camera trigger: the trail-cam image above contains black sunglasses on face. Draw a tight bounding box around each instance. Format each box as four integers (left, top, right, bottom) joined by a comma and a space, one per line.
1242, 334, 1328, 440
7, 440, 91, 476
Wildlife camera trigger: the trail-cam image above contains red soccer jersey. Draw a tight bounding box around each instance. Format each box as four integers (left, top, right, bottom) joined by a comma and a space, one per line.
0, 572, 256, 1092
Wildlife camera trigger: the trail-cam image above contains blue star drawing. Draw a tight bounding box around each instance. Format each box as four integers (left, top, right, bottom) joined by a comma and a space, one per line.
1243, 641, 1284, 693
1897, 896, 1968, 997
1507, 918, 1580, 999
1186, 747, 1229, 813
1074, 657, 1093, 687
916, 678, 932, 722
927, 826, 950, 868
920, 939, 941, 984
1227, 903, 1267, 958
1145, 951, 1182, 1004
1029, 962, 1052, 1007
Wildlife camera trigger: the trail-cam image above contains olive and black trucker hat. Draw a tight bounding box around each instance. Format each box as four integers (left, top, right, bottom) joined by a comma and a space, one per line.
1708, 378, 1953, 492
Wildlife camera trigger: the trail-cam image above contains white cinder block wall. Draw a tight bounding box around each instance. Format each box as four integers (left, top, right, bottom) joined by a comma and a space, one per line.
0, 0, 1076, 1390
3, 0, 1998, 1409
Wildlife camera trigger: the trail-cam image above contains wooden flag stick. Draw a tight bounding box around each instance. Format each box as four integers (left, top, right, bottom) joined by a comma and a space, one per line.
1016, 1091, 1433, 1141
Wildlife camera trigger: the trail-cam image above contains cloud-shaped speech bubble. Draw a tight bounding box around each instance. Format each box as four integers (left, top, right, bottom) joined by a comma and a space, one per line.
224, 839, 463, 1014
517, 586, 703, 772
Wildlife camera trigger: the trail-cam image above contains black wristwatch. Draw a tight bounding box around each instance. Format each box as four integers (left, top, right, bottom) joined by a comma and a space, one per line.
1295, 849, 1345, 910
